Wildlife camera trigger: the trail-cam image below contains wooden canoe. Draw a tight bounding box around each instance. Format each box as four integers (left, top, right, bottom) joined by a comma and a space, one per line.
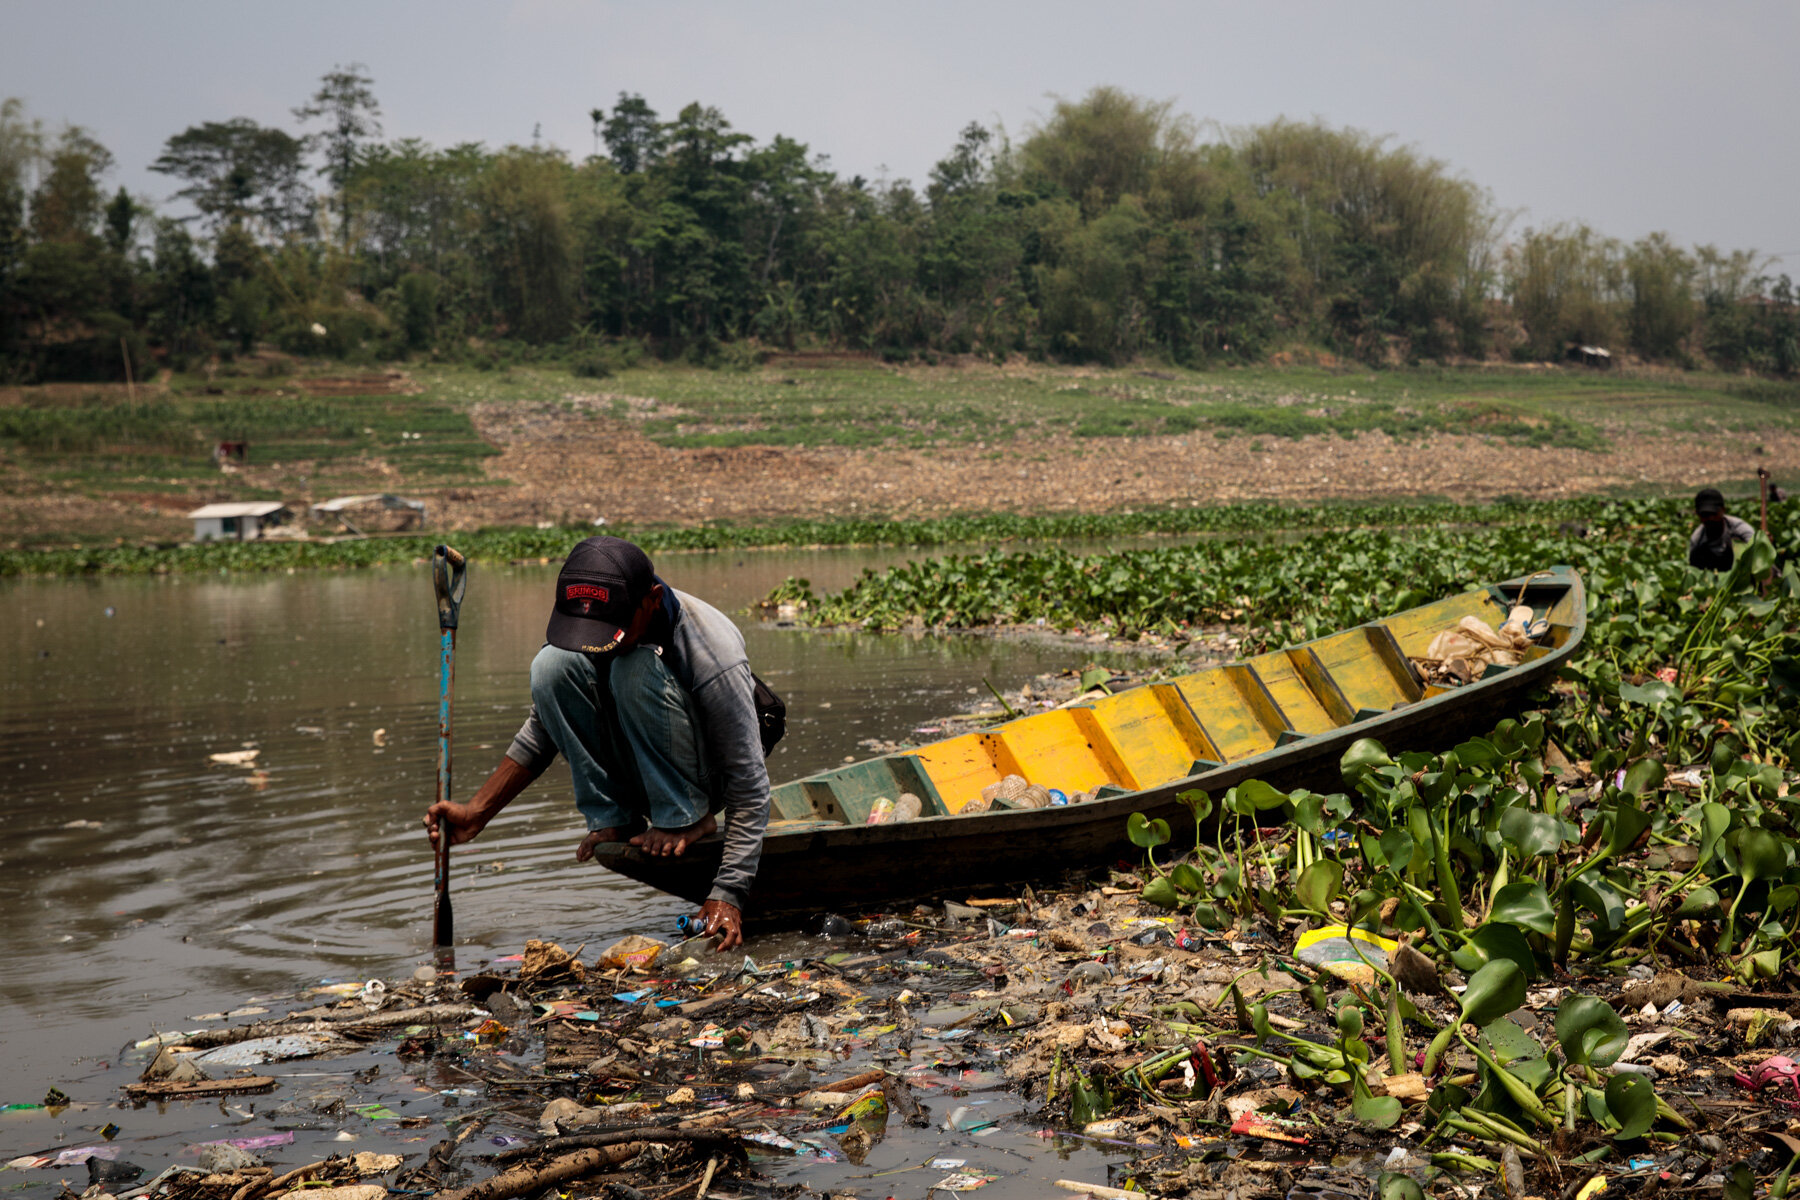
591, 565, 1586, 920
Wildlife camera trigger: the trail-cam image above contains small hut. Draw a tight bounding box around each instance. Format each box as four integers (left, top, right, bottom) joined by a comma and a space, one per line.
187, 501, 291, 542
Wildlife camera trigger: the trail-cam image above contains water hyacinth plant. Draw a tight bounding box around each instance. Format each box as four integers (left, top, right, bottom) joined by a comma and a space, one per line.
790, 496, 1799, 1161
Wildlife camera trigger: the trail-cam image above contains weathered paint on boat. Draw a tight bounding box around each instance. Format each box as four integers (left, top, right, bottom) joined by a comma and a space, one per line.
591, 565, 1586, 920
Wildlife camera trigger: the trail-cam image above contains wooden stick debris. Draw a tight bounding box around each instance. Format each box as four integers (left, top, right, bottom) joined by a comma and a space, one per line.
488, 1127, 744, 1167
181, 1004, 477, 1048
817, 1068, 886, 1093
436, 1143, 649, 1200
230, 1158, 331, 1200
677, 980, 763, 1017
1053, 1182, 1156, 1200
125, 1075, 277, 1100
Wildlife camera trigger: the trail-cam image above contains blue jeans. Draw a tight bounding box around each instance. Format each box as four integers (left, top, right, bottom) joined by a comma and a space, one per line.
528, 645, 713, 833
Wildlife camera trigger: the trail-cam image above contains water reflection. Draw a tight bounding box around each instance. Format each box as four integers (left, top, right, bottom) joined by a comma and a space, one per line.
0, 547, 1141, 1079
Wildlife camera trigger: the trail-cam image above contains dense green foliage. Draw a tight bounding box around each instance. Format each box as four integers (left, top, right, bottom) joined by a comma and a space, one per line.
1105, 510, 1800, 1156
2, 80, 1795, 382
804, 497, 1798, 655
0, 496, 1607, 577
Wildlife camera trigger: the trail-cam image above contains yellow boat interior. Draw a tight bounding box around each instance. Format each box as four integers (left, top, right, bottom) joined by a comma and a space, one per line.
768, 567, 1582, 828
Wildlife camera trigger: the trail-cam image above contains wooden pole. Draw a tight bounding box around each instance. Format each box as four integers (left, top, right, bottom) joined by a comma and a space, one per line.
120, 337, 136, 405
1758, 467, 1774, 594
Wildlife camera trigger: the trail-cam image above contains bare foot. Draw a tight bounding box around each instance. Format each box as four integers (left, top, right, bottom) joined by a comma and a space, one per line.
575, 827, 629, 862
629, 813, 718, 857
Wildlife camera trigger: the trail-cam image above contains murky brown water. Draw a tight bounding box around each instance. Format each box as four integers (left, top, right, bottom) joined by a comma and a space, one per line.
0, 547, 1144, 1108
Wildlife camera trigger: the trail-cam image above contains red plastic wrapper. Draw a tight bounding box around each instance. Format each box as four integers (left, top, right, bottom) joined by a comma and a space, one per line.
1229, 1111, 1309, 1145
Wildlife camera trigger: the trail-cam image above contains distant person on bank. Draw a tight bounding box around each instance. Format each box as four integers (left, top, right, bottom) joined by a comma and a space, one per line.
424, 537, 769, 951
1688, 487, 1754, 571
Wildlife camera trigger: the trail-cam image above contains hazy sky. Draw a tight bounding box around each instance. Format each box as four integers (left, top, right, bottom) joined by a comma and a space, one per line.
5, 0, 1796, 265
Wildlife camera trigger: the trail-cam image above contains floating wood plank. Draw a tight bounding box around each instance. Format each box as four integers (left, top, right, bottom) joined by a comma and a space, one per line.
124, 1075, 277, 1099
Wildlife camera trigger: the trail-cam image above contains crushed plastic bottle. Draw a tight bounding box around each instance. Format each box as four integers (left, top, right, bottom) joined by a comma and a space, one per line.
810, 913, 855, 938
946, 1104, 997, 1133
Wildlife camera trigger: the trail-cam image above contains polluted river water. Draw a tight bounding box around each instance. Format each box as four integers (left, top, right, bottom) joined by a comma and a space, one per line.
0, 545, 1153, 1193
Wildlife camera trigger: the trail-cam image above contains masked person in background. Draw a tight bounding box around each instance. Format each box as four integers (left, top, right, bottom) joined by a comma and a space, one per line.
1688, 487, 1754, 572
424, 537, 770, 950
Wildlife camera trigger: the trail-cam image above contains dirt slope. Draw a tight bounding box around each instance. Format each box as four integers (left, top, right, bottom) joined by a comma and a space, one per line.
452, 401, 1800, 529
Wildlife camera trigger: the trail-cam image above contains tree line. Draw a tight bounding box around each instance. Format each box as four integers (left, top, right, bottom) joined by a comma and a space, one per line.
1, 72, 1795, 383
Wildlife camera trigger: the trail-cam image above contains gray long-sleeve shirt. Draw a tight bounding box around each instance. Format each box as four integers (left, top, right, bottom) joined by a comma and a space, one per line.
505, 588, 771, 910
1689, 514, 1754, 568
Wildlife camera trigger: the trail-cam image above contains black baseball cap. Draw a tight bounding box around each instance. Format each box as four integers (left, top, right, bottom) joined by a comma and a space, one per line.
546, 537, 656, 653
1694, 487, 1725, 517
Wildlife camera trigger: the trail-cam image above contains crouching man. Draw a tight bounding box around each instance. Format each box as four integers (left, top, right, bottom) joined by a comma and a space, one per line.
425, 536, 768, 950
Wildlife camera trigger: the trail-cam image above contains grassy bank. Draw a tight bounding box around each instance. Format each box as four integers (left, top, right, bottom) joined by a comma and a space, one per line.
5, 358, 1798, 548
464, 358, 1800, 450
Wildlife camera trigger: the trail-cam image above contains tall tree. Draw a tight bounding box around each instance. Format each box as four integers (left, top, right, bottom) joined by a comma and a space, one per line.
350, 138, 485, 297
928, 122, 995, 204
0, 99, 44, 365
1504, 224, 1622, 357
100, 186, 144, 317
1624, 232, 1695, 360
294, 64, 382, 248
603, 93, 663, 174
151, 119, 313, 238
1021, 88, 1204, 219
30, 126, 112, 243
475, 147, 575, 342
146, 217, 214, 360
16, 125, 120, 375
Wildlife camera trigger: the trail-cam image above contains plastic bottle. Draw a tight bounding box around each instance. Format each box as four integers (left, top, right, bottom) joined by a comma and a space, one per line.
866, 797, 895, 825
1048, 789, 1069, 806
894, 793, 923, 821
810, 913, 855, 938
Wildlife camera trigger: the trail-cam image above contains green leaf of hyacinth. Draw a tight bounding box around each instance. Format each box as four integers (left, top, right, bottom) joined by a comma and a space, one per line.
1555, 994, 1629, 1068
1605, 1072, 1657, 1140
1458, 959, 1526, 1027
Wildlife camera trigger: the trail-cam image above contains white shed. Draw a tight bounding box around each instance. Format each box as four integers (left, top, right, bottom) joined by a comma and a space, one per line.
187, 501, 290, 543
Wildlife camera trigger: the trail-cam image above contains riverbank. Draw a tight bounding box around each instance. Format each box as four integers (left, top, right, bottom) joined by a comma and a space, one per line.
4, 359, 1798, 549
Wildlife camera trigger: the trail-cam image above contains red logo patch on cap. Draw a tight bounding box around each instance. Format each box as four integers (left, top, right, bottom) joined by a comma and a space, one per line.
564, 583, 610, 603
